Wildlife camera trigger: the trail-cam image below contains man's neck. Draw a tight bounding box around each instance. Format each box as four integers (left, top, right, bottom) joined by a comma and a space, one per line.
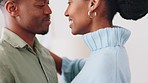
6, 27, 36, 49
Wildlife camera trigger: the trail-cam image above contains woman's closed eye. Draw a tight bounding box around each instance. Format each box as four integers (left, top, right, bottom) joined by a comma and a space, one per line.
68, 0, 72, 4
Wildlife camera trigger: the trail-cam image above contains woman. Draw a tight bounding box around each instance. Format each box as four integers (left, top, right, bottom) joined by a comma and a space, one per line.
51, 0, 148, 83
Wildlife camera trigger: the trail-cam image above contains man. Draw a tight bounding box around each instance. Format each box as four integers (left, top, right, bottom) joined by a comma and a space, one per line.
0, 0, 58, 82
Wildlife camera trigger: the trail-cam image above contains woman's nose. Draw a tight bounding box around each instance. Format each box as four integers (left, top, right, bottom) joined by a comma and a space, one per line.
64, 9, 69, 17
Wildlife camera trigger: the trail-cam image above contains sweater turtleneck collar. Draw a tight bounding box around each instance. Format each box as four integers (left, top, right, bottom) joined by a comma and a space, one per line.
83, 26, 131, 52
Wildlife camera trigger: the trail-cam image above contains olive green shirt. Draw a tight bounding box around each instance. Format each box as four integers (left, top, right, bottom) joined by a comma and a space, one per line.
0, 28, 58, 83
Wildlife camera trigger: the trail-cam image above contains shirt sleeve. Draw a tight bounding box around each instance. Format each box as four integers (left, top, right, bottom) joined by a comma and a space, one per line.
61, 57, 86, 83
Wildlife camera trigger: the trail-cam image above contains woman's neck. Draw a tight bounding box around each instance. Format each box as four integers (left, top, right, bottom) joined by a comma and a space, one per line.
90, 18, 112, 32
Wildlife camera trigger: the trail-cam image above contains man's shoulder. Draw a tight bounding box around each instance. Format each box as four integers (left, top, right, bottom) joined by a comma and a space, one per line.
0, 40, 14, 58
0, 43, 8, 59
0, 45, 8, 66
0, 39, 9, 50
0, 40, 6, 53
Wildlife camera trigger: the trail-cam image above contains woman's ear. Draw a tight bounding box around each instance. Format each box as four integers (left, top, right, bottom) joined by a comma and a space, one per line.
89, 0, 100, 12
5, 1, 19, 16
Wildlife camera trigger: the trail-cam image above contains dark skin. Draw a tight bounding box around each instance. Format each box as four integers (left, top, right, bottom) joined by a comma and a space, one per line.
1, 0, 52, 49
1, 0, 111, 76
49, 51, 62, 74
1, 0, 62, 75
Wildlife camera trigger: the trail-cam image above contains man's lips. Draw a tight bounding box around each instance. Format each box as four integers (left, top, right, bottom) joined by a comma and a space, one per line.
43, 18, 50, 21
43, 18, 51, 25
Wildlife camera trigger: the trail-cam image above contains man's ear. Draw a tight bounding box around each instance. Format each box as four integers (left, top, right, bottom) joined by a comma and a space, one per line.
5, 1, 19, 16
89, 0, 100, 12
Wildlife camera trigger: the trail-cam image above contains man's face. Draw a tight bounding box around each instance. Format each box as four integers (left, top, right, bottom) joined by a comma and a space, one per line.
17, 0, 52, 35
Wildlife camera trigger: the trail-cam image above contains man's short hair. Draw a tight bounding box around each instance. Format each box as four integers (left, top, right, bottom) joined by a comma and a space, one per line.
0, 0, 7, 8
0, 0, 7, 6
0, 0, 7, 3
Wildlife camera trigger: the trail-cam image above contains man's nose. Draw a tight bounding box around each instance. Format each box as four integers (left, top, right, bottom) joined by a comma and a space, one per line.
44, 5, 52, 14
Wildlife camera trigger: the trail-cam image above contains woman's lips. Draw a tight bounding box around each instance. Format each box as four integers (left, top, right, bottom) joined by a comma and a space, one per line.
69, 19, 73, 28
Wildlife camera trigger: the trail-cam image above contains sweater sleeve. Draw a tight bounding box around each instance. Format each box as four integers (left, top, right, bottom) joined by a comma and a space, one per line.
61, 57, 86, 83
70, 46, 131, 83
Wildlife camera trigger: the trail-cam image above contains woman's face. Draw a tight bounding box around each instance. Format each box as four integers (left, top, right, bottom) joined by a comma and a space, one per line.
65, 0, 92, 35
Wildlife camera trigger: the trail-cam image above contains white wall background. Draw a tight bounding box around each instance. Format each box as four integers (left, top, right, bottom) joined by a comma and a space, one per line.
0, 1, 148, 83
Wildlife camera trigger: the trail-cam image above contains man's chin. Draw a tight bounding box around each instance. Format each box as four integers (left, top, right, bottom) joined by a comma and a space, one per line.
38, 30, 49, 35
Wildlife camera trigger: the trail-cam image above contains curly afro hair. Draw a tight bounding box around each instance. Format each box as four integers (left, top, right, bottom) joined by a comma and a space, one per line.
118, 0, 148, 20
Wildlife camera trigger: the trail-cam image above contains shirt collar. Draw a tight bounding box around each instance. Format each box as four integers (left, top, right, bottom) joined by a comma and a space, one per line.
1, 28, 40, 49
